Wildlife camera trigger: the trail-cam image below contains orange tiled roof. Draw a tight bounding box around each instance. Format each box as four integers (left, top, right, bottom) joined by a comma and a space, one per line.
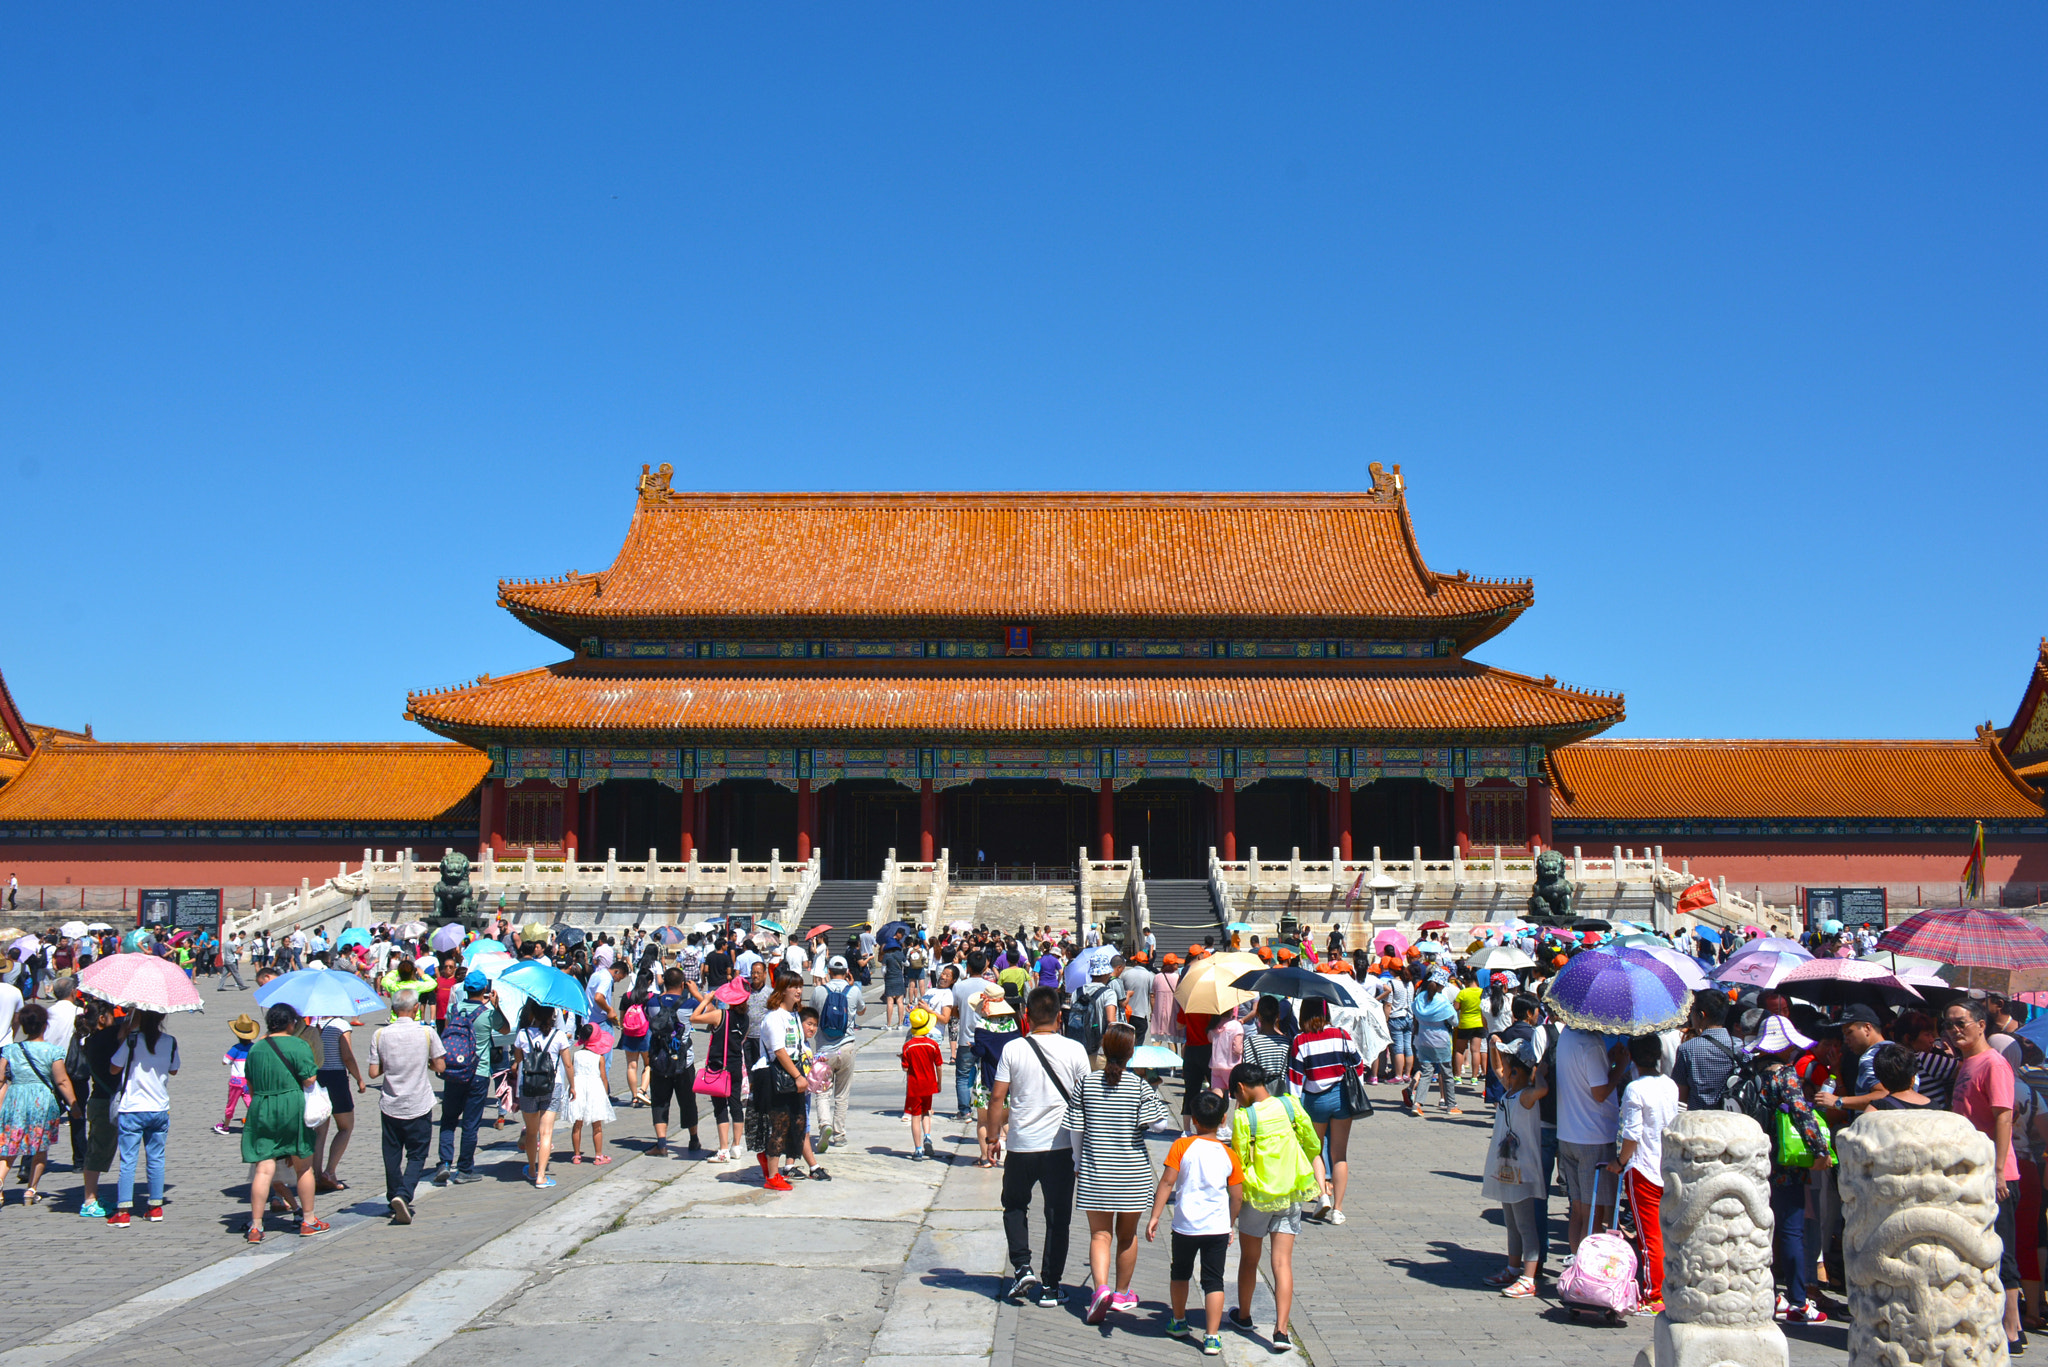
497, 483, 1533, 639
0, 741, 490, 823
1550, 737, 2045, 821
405, 664, 1623, 742
2002, 638, 2048, 769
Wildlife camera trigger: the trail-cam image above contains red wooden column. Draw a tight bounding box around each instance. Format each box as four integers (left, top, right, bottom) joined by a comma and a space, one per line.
796, 778, 816, 862
560, 783, 580, 860
1337, 776, 1353, 861
481, 778, 504, 859
1452, 777, 1470, 856
1528, 778, 1552, 850
1098, 778, 1116, 860
678, 780, 696, 860
1219, 778, 1237, 861
918, 778, 936, 862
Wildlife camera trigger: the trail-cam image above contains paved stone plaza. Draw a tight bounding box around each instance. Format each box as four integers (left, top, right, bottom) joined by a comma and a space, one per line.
0, 990, 1851, 1367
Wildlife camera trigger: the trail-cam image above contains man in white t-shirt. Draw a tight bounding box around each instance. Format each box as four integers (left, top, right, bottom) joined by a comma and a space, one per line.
0, 978, 22, 1041
43, 979, 80, 1055
989, 985, 1090, 1306
1554, 1026, 1627, 1252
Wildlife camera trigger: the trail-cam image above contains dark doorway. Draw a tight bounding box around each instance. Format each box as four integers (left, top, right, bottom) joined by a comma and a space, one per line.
942, 780, 1092, 876
1236, 778, 1327, 862
702, 779, 797, 863
1352, 777, 1451, 860
822, 780, 919, 879
1114, 780, 1212, 878
592, 779, 685, 863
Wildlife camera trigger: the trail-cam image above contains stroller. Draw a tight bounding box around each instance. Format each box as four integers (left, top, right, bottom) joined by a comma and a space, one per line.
1557, 1165, 1652, 1325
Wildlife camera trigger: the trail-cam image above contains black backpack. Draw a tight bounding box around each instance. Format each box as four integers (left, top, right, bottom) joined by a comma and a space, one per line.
1723, 1054, 1773, 1129
1064, 984, 1110, 1053
520, 1030, 560, 1098
647, 999, 690, 1077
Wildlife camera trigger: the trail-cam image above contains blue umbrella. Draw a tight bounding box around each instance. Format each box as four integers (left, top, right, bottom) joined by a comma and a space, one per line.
654, 925, 687, 945
497, 960, 592, 1017
1691, 924, 1722, 944
255, 967, 384, 1018
337, 928, 371, 949
461, 938, 507, 964
1545, 946, 1692, 1035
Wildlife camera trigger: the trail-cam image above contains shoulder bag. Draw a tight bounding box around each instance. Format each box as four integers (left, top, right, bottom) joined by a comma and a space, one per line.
1023, 1034, 1076, 1107
267, 1036, 330, 1128
693, 1011, 734, 1097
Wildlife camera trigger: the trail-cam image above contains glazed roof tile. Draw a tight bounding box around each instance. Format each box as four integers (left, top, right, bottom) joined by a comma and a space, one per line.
1549, 737, 2045, 821
2001, 638, 2048, 768
0, 741, 490, 823
405, 665, 1622, 742
497, 485, 1532, 636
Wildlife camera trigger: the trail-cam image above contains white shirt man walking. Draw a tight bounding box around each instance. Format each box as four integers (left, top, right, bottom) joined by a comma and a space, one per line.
989, 985, 1089, 1308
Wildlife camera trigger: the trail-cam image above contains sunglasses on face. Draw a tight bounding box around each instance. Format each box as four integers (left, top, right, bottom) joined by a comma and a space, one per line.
1941, 1017, 1975, 1031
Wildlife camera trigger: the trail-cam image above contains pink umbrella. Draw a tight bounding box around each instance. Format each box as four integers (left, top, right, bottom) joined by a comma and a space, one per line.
1726, 937, 1812, 963
1371, 929, 1411, 956
1713, 951, 1808, 989
78, 952, 205, 1014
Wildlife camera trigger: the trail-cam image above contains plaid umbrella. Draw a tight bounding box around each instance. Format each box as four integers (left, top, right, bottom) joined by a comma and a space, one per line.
1876, 908, 2048, 970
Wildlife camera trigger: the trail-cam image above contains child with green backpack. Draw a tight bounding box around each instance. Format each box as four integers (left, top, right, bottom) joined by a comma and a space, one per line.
1227, 1061, 1328, 1353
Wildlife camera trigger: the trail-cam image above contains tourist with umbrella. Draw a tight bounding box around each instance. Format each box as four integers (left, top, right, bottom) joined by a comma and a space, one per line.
512, 998, 576, 1188
1747, 1014, 1832, 1325
1284, 996, 1368, 1224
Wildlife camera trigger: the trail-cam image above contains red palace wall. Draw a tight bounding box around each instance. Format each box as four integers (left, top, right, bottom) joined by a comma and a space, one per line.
0, 841, 449, 914
1618, 839, 2048, 909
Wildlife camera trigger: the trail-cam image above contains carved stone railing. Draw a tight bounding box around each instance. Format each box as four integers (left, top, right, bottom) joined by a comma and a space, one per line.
1076, 846, 1145, 941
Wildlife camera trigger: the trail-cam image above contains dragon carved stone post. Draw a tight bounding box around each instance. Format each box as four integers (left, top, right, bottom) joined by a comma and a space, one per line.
1838, 1111, 2008, 1367
1634, 1111, 1787, 1367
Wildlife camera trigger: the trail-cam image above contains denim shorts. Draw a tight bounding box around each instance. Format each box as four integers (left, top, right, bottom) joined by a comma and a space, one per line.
1301, 1085, 1346, 1123
1387, 1019, 1413, 1055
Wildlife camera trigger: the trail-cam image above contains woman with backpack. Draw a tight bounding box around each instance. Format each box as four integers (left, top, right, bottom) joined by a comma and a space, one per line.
1063, 1022, 1174, 1326
691, 977, 751, 1161
512, 1002, 575, 1189
618, 969, 655, 1107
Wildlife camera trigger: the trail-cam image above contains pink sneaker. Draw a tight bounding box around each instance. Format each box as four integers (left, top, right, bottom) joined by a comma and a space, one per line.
1086, 1286, 1114, 1324
1111, 1291, 1139, 1310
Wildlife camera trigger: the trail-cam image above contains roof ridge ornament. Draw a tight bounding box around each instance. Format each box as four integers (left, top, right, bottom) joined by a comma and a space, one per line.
638, 462, 676, 502
1364, 461, 1402, 503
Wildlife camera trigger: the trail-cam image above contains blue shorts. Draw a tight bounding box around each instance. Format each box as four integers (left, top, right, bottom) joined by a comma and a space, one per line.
1388, 1020, 1414, 1055
618, 1034, 649, 1054
1301, 1085, 1346, 1123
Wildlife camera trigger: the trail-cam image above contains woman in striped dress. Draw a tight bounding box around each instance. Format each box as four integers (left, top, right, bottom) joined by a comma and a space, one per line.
1062, 1023, 1173, 1325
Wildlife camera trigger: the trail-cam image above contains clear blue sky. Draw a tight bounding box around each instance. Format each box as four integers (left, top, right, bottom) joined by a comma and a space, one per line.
5, 8, 2043, 743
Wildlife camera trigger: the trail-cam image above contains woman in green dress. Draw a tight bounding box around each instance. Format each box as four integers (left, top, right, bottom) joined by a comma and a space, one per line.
241, 1003, 325, 1242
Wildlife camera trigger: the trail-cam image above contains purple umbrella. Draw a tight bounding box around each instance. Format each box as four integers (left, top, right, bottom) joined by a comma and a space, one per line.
1713, 950, 1808, 989
1545, 946, 1692, 1035
1725, 936, 1812, 964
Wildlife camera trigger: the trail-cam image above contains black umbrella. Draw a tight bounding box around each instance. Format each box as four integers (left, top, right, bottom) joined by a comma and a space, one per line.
1228, 965, 1364, 1008
1778, 977, 1925, 1011
551, 924, 587, 945
1572, 919, 1613, 932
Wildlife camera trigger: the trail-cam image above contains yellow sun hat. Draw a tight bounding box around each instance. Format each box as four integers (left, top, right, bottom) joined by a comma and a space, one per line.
908, 1007, 934, 1036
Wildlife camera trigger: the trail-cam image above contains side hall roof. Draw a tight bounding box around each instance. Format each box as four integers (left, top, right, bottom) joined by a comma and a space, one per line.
1549, 735, 2045, 822
496, 474, 1534, 645
405, 662, 1623, 744
0, 741, 490, 824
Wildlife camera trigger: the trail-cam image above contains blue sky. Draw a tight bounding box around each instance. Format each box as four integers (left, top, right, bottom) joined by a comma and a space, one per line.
4, 8, 2043, 743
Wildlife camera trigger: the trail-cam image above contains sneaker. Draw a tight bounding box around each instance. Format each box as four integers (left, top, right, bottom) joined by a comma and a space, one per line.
1008, 1267, 1040, 1304
764, 1174, 795, 1192
810, 1167, 832, 1181
922, 1136, 936, 1158
390, 1197, 412, 1225
1085, 1286, 1114, 1325
450, 1171, 482, 1184
1326, 1208, 1346, 1225
1781, 1302, 1827, 1324
433, 1165, 451, 1187
107, 1211, 129, 1228
1483, 1266, 1522, 1287
1502, 1275, 1537, 1298
912, 1149, 925, 1162
212, 1123, 231, 1136
144, 1205, 164, 1222
1270, 1331, 1293, 1353
1202, 1334, 1223, 1356
1164, 1317, 1189, 1336
1035, 1284, 1063, 1308
1229, 1308, 1255, 1330
79, 1199, 106, 1219
1774, 1294, 1789, 1317
1112, 1291, 1139, 1310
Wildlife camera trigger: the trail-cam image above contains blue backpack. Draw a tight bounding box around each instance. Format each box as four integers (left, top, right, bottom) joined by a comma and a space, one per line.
441, 1002, 483, 1080
821, 983, 852, 1038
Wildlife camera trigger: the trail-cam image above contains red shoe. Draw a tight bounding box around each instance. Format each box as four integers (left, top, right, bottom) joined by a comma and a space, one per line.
106, 1211, 130, 1228
764, 1174, 795, 1192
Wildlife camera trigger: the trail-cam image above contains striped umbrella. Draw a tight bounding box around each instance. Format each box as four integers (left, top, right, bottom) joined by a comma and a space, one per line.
1877, 908, 2048, 970
78, 952, 205, 1014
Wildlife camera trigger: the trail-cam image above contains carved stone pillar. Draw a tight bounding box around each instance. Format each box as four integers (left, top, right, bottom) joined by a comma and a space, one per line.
1838, 1110, 2007, 1367
1634, 1111, 1787, 1367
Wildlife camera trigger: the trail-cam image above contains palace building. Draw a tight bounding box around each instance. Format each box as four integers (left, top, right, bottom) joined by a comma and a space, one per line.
403, 464, 1623, 880
1, 473, 2041, 912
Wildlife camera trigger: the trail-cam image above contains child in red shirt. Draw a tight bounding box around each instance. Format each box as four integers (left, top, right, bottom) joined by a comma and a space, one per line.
900, 1007, 944, 1160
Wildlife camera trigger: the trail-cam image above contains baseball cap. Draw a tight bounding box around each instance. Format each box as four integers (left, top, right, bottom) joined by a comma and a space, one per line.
464, 969, 490, 993
829, 954, 848, 971
1837, 1003, 1883, 1029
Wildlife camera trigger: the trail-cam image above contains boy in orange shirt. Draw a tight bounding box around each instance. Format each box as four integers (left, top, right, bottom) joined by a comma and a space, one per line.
900, 1007, 945, 1160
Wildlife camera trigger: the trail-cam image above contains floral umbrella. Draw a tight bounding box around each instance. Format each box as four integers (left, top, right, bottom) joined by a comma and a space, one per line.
1544, 946, 1691, 1035
78, 953, 205, 1014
